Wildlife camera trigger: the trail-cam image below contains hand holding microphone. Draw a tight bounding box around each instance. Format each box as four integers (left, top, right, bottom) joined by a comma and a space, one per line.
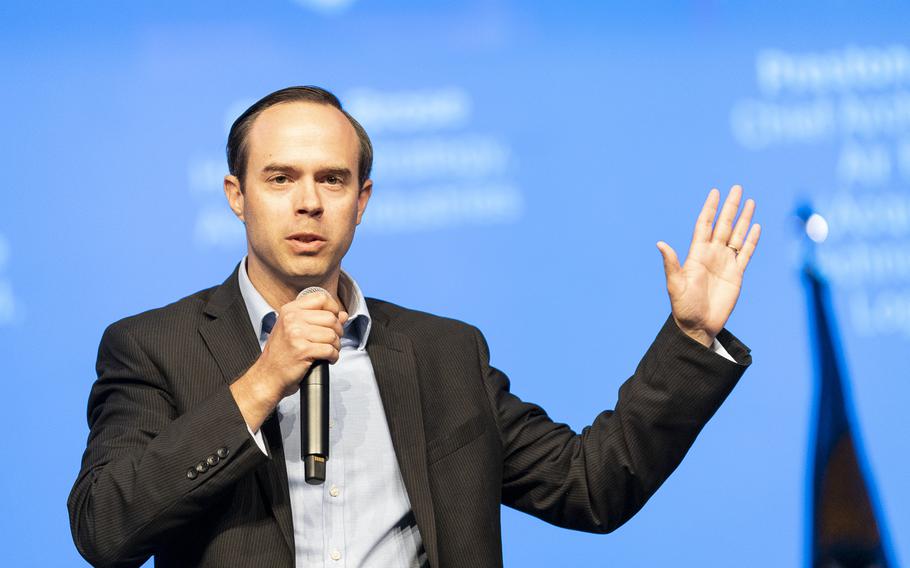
229, 286, 347, 482
255, 289, 346, 398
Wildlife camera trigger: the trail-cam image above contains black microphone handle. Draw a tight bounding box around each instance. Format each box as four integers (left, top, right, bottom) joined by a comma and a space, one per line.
301, 360, 329, 484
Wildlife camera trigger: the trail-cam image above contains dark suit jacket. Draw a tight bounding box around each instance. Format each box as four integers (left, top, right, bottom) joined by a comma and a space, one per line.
68, 267, 751, 567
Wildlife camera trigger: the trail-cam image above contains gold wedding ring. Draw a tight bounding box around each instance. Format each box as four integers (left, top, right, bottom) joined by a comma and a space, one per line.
726, 244, 740, 254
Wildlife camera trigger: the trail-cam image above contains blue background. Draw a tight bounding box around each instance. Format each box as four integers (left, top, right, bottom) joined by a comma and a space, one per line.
1, 1, 907, 566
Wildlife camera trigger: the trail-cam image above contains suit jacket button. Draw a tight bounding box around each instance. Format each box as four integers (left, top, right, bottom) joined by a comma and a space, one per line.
186, 468, 198, 480
206, 455, 219, 467
195, 462, 209, 474
216, 447, 229, 459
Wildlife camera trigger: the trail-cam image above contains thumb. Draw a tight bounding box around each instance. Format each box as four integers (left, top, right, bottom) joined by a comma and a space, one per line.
656, 241, 683, 287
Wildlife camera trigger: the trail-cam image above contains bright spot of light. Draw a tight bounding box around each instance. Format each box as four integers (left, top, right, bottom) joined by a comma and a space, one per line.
292, 0, 358, 14
806, 213, 829, 243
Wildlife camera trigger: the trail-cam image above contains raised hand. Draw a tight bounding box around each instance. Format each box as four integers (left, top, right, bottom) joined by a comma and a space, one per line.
656, 185, 760, 347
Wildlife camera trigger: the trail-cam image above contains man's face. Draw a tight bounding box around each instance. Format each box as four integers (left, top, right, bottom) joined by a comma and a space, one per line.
224, 102, 371, 297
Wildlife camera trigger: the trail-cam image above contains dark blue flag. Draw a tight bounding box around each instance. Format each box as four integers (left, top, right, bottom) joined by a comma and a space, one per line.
803, 265, 893, 568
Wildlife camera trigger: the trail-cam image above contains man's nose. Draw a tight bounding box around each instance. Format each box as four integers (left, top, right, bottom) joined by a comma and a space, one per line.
294, 179, 323, 216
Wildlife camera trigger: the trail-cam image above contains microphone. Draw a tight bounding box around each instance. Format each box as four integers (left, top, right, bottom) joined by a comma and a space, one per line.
296, 286, 331, 485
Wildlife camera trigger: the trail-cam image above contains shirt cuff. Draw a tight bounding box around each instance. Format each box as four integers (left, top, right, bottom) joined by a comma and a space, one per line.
711, 338, 736, 363
247, 424, 268, 455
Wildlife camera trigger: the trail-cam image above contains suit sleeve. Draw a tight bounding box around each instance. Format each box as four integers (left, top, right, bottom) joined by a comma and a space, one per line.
476, 315, 751, 533
67, 321, 269, 568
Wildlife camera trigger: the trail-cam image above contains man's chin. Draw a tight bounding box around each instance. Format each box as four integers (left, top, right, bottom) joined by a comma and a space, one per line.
284, 262, 338, 288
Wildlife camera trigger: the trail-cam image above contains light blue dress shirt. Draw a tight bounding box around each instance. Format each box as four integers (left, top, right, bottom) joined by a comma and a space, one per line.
238, 260, 426, 568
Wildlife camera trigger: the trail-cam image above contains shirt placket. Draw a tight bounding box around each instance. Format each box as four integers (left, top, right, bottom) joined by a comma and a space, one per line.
325, 342, 348, 566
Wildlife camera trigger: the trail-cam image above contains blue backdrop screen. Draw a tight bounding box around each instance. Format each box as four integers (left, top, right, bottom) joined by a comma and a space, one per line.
1, 2, 907, 566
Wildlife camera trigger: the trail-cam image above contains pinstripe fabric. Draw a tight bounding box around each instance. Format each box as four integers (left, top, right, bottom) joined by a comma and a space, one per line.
239, 265, 425, 567
69, 265, 751, 567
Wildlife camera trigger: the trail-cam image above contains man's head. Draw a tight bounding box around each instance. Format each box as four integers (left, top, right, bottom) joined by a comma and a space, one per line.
227, 86, 373, 188
223, 86, 373, 305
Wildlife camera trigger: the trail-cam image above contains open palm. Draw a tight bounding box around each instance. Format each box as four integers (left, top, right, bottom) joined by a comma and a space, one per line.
656, 186, 761, 347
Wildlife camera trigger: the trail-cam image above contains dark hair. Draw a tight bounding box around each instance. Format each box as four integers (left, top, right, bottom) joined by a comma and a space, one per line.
226, 86, 373, 187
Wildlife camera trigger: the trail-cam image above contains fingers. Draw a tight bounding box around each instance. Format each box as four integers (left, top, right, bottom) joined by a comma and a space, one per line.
656, 241, 683, 292
727, 198, 755, 250
290, 321, 342, 349
736, 223, 761, 270
254, 291, 350, 400
294, 290, 343, 315
273, 293, 348, 364
283, 325, 342, 362
271, 313, 342, 366
282, 291, 347, 334
710, 184, 743, 244
692, 189, 720, 244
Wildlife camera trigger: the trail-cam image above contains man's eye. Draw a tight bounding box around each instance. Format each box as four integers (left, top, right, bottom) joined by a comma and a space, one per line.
325, 175, 342, 185
271, 175, 290, 184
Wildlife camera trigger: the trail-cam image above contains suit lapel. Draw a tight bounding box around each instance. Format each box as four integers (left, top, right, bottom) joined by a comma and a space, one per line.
367, 308, 439, 568
256, 413, 295, 556
194, 275, 439, 563
198, 267, 295, 556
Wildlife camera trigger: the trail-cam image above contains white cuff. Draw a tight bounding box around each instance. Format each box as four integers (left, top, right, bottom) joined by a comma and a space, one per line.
710, 338, 736, 363
247, 424, 268, 455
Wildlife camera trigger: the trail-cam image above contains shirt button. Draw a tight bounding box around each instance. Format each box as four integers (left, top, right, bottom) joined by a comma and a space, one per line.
216, 447, 229, 459
329, 419, 335, 429
330, 550, 341, 561
206, 455, 219, 467
186, 468, 198, 480
329, 485, 340, 497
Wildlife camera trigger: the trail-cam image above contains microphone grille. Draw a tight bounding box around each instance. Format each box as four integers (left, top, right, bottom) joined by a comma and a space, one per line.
297, 286, 329, 300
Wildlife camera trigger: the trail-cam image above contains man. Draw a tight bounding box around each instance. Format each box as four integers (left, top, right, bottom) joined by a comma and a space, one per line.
69, 86, 760, 567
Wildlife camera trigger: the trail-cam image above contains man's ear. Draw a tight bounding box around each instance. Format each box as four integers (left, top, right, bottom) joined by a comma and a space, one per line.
356, 179, 373, 225
224, 174, 245, 222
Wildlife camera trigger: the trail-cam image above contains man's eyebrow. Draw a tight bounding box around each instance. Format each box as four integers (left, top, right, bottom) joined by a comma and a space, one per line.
260, 163, 301, 175
262, 162, 297, 172
317, 167, 353, 178
258, 164, 352, 178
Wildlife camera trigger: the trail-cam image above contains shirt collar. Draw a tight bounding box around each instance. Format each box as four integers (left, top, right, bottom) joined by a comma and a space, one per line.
237, 257, 372, 350
336, 266, 372, 351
